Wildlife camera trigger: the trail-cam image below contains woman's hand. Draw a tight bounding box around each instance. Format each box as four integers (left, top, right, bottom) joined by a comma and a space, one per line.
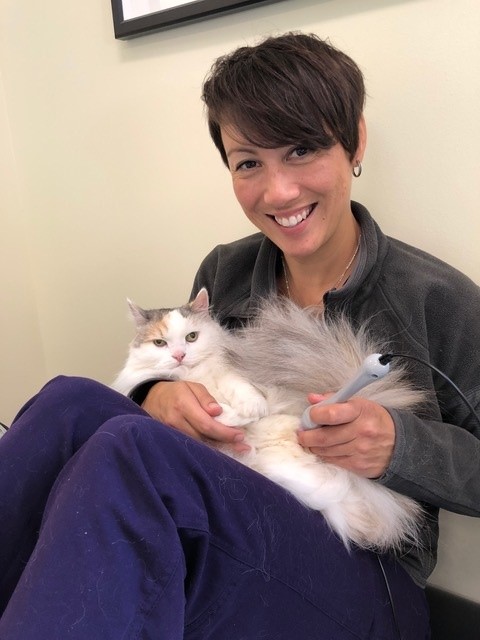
141, 381, 250, 452
297, 394, 396, 478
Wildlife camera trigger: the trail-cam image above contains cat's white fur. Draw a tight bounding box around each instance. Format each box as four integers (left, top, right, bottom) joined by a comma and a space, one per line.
112, 289, 425, 552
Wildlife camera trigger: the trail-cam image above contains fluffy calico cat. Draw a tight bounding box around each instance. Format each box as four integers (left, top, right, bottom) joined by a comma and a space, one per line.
112, 289, 425, 552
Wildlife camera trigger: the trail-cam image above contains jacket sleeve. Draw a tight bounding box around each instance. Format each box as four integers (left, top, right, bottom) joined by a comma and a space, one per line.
377, 266, 480, 516
369, 234, 480, 516
380, 400, 480, 516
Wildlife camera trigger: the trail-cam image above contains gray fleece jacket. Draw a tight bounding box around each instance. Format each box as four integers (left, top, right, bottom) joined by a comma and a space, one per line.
191, 201, 480, 587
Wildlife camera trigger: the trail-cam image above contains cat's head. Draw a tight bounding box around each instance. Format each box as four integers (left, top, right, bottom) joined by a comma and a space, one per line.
126, 288, 221, 374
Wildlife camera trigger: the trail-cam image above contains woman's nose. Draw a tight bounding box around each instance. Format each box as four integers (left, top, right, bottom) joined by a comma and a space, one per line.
262, 168, 301, 208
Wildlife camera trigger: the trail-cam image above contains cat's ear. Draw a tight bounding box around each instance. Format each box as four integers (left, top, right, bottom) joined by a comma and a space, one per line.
190, 287, 210, 313
127, 298, 149, 327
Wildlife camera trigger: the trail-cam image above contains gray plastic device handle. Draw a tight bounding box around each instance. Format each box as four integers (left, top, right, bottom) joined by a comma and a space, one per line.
300, 353, 390, 430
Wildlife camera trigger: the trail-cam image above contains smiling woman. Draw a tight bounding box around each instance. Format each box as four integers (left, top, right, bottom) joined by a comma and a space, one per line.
220, 128, 363, 304
189, 30, 480, 624
206, 33, 367, 307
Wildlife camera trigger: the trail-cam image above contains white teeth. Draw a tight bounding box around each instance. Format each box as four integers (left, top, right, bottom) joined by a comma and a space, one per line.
274, 206, 312, 228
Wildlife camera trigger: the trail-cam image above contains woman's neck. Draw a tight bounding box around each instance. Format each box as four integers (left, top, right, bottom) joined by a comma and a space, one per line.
280, 221, 361, 309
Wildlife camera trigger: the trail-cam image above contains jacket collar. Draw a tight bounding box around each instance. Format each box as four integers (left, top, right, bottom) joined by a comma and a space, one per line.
218, 202, 389, 325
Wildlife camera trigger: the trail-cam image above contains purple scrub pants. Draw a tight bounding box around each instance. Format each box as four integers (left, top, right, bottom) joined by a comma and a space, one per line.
0, 376, 430, 639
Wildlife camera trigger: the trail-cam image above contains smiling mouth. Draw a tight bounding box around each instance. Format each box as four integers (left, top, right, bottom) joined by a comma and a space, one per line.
273, 204, 315, 228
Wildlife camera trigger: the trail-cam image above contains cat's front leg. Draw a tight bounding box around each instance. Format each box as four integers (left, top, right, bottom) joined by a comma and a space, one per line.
220, 376, 269, 421
215, 403, 255, 427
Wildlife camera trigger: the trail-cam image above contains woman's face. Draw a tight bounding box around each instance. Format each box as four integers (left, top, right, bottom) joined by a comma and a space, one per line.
221, 121, 365, 260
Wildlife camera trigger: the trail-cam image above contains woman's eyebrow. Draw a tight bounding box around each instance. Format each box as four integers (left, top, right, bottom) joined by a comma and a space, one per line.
226, 145, 258, 158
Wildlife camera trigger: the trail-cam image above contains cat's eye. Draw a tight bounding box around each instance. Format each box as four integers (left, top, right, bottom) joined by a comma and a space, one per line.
185, 332, 198, 343
153, 339, 167, 347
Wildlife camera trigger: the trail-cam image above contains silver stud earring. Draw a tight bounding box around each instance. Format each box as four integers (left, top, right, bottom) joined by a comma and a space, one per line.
352, 160, 362, 178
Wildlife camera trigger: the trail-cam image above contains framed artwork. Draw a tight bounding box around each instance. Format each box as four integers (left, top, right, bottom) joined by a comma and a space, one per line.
111, 0, 284, 40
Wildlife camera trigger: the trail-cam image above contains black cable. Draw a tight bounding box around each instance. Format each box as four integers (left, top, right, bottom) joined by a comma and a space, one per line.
378, 352, 480, 430
377, 555, 403, 639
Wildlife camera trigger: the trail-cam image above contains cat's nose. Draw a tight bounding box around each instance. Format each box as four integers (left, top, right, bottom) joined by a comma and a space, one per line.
173, 351, 185, 363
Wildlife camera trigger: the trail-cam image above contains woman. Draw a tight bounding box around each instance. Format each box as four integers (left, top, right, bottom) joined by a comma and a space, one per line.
0, 32, 479, 639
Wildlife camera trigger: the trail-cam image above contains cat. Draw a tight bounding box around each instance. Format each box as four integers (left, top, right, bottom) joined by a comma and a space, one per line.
112, 288, 425, 552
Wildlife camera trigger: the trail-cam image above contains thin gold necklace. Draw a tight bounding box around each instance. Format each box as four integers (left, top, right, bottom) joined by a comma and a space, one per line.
281, 234, 361, 303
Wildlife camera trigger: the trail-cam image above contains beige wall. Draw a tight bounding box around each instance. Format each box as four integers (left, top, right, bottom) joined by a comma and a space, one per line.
0, 71, 45, 417
1, 0, 479, 599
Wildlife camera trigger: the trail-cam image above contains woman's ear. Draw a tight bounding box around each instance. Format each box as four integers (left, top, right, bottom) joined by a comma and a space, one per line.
356, 114, 367, 163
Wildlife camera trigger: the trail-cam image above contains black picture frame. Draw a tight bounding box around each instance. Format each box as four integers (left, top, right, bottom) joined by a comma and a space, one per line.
111, 0, 284, 40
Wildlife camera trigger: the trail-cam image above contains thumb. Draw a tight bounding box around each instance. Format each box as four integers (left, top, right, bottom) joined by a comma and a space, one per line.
307, 392, 328, 405
191, 383, 222, 417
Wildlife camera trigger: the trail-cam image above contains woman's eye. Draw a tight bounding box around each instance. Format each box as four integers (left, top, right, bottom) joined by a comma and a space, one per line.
235, 159, 258, 171
185, 332, 199, 343
290, 146, 311, 158
153, 339, 167, 347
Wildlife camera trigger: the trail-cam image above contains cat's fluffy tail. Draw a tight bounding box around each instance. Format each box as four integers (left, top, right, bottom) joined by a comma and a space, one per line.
228, 297, 426, 413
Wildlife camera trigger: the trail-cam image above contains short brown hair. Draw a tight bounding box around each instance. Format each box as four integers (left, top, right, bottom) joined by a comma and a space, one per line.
201, 32, 365, 164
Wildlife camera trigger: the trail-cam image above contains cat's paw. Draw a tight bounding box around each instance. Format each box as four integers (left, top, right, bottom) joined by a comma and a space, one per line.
216, 403, 253, 427
220, 377, 269, 421
233, 395, 269, 420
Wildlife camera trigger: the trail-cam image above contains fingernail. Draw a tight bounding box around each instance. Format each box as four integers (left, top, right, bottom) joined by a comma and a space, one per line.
235, 444, 251, 454
233, 433, 245, 442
